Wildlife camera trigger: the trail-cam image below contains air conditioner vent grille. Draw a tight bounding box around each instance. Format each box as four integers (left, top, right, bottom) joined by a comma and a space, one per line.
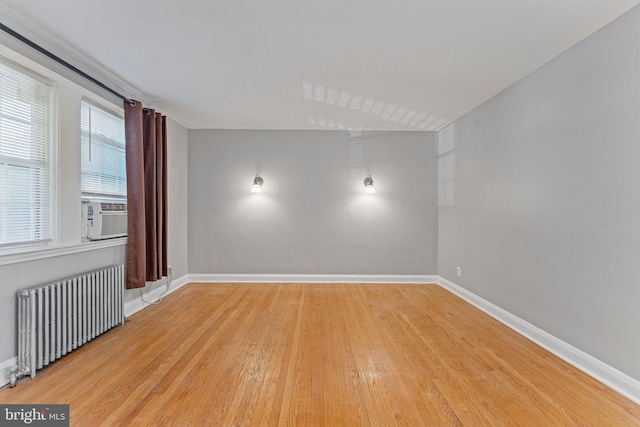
85, 201, 127, 240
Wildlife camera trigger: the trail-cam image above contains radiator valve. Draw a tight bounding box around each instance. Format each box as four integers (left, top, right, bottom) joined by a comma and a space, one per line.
7, 365, 29, 388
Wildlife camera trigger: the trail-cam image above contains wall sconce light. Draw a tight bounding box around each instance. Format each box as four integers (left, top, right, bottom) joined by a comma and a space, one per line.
363, 175, 375, 194
251, 174, 264, 193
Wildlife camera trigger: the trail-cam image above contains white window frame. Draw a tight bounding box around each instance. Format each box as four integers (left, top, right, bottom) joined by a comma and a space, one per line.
0, 55, 57, 254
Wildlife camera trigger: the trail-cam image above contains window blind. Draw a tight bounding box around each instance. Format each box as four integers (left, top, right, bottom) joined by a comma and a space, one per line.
0, 57, 54, 248
80, 99, 126, 199
437, 123, 456, 207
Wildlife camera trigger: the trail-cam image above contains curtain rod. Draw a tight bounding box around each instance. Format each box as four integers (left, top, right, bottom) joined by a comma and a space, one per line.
0, 22, 136, 107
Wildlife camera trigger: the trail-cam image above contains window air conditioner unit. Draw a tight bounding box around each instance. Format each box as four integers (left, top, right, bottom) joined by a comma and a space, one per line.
86, 201, 128, 240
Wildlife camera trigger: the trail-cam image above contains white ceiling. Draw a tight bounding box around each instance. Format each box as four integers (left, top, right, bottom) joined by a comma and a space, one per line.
0, 0, 638, 131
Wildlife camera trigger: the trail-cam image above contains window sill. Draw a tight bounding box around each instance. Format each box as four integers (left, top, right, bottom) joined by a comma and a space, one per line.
0, 238, 127, 267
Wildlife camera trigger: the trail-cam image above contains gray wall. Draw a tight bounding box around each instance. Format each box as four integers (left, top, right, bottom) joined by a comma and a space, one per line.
123, 118, 189, 303
165, 118, 189, 279
188, 130, 437, 275
0, 20, 188, 367
0, 119, 188, 363
0, 246, 126, 362
438, 5, 640, 380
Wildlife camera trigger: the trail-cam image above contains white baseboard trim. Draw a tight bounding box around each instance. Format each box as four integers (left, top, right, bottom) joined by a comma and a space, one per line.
0, 356, 17, 388
9, 273, 635, 404
124, 273, 189, 318
436, 275, 640, 405
187, 273, 438, 284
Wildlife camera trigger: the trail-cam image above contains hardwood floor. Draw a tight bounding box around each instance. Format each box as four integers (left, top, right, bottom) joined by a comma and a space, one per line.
1, 283, 639, 426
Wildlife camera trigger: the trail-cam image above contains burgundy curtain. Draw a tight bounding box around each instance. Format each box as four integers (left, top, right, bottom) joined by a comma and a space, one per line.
124, 100, 168, 289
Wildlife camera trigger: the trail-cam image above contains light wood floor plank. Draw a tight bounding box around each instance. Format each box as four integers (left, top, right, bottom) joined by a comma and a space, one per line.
1, 283, 639, 426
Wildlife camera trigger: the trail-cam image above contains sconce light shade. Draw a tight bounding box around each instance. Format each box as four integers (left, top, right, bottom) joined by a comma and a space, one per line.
251, 174, 264, 193
363, 175, 375, 193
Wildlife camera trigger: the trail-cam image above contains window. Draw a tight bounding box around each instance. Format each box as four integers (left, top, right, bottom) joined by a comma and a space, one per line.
80, 99, 126, 199
437, 123, 456, 207
0, 57, 55, 249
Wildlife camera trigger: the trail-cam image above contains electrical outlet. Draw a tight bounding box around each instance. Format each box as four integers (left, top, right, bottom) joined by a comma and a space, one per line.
456, 266, 462, 277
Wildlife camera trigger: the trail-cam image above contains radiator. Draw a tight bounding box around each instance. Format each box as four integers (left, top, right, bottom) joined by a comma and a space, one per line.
9, 265, 125, 387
